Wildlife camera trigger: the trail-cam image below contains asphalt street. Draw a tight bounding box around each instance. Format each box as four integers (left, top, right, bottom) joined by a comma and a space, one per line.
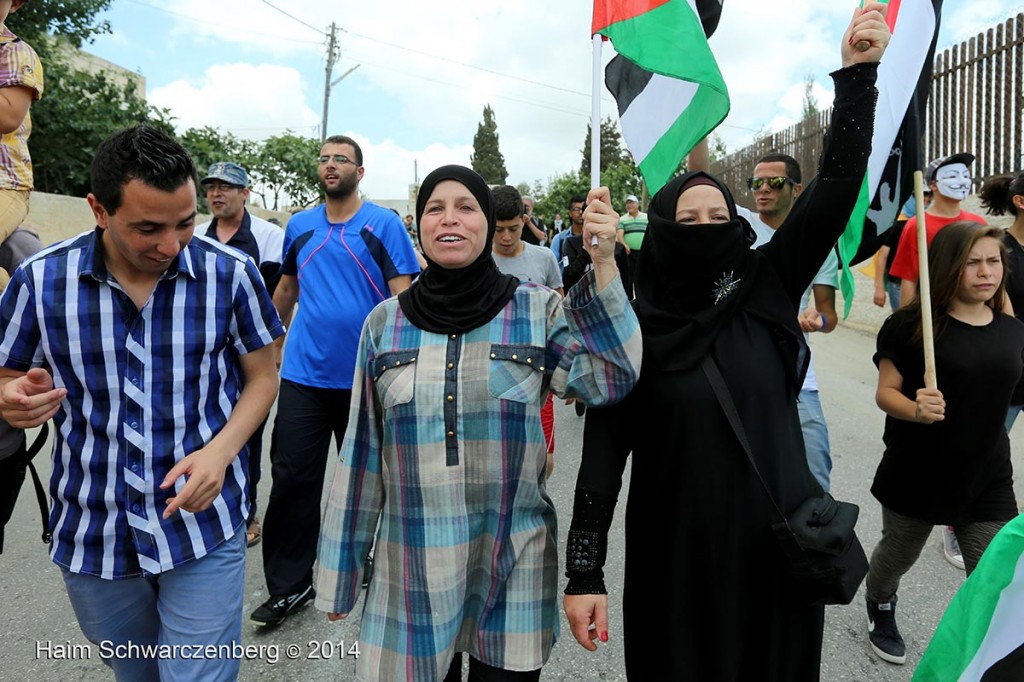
2, 322, 1022, 681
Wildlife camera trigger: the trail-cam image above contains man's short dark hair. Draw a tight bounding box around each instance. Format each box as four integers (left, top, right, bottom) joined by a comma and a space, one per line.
493, 185, 524, 221
569, 194, 586, 209
90, 125, 198, 216
322, 135, 363, 166
755, 152, 802, 184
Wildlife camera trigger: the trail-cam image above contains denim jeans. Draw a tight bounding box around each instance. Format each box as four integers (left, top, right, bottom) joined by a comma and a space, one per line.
1006, 405, 1022, 434
62, 526, 246, 682
797, 389, 832, 491
886, 280, 901, 312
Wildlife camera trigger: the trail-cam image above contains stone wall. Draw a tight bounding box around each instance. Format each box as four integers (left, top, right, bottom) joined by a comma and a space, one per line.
20, 191, 291, 246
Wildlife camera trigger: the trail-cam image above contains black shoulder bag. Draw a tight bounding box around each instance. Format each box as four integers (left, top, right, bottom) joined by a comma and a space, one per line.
701, 356, 868, 605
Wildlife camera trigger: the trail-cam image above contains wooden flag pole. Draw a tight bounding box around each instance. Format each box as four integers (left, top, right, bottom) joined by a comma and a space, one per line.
914, 169, 937, 389
590, 34, 603, 246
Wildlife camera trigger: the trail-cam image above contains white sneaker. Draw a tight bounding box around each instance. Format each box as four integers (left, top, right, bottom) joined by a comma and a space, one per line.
943, 526, 965, 571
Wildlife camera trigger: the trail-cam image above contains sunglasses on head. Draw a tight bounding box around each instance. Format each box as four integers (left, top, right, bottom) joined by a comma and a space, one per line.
746, 176, 794, 191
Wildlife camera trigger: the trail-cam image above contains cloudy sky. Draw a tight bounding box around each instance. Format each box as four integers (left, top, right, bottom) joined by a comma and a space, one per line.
85, 1, 1022, 202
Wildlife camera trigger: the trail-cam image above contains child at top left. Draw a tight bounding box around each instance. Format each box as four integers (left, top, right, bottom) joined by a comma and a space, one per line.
0, 0, 42, 286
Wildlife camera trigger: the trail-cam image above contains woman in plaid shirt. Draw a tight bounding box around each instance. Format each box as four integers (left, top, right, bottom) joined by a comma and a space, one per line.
315, 165, 641, 681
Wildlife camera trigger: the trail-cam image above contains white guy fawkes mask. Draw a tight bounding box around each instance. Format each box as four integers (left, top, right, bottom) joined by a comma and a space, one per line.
934, 163, 972, 201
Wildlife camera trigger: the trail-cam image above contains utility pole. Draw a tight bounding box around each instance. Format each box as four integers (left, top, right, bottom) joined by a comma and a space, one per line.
320, 22, 360, 144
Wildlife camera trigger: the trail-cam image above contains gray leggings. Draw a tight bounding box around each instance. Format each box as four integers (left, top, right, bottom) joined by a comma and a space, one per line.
865, 506, 1007, 602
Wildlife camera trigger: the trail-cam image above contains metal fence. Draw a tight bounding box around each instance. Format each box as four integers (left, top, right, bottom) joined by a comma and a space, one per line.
710, 12, 1024, 201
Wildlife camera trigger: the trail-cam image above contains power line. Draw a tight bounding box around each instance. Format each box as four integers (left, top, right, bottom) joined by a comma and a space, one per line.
124, 0, 322, 46
257, 0, 323, 35
341, 27, 610, 102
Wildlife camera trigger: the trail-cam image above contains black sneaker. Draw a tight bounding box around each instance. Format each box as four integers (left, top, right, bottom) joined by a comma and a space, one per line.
251, 586, 315, 626
574, 401, 586, 417
362, 556, 374, 589
867, 599, 906, 664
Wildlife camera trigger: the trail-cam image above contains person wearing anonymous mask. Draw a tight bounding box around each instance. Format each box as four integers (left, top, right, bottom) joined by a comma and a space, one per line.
314, 165, 640, 681
888, 152, 986, 306
561, 5, 889, 680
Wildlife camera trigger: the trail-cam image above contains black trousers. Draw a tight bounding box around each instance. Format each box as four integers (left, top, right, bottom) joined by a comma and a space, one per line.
0, 438, 28, 554
261, 379, 351, 596
444, 653, 541, 682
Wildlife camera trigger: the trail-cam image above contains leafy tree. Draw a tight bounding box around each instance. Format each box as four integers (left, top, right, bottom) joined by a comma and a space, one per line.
601, 161, 643, 213
180, 127, 258, 212
9, 2, 172, 197
580, 117, 627, 176
708, 134, 728, 163
30, 60, 174, 196
515, 181, 531, 198
802, 74, 819, 120
247, 133, 321, 211
534, 170, 588, 222
470, 105, 508, 184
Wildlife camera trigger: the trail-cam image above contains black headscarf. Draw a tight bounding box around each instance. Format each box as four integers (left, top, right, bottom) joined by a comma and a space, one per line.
398, 165, 519, 334
633, 171, 760, 371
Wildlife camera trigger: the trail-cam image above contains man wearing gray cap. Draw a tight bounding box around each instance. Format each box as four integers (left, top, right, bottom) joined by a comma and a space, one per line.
197, 161, 284, 549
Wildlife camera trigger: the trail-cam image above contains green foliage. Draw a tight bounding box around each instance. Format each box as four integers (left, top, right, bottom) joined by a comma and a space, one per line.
708, 134, 728, 163
802, 74, 819, 120
600, 161, 643, 213
534, 169, 587, 222
514, 181, 531, 198
8, 0, 112, 54
30, 56, 174, 196
580, 117, 628, 176
9, 4, 172, 197
246, 133, 321, 211
470, 105, 508, 184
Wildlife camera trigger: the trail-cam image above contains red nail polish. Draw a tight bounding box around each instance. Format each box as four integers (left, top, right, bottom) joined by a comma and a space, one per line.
600, 631, 608, 642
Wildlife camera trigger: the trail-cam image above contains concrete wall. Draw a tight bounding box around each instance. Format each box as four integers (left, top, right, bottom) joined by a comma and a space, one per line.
21, 191, 292, 246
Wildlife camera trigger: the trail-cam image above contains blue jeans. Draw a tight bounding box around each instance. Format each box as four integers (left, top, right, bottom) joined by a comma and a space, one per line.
62, 526, 246, 681
886, 280, 901, 312
797, 389, 832, 491
1006, 405, 1022, 434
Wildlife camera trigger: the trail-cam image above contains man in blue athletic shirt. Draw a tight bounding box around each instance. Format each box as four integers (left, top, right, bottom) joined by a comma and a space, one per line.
252, 135, 420, 625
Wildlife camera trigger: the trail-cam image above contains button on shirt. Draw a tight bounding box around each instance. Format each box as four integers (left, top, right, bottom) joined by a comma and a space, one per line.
0, 230, 285, 579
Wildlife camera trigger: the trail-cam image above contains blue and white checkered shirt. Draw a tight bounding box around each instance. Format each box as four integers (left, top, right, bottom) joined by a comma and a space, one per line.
0, 229, 284, 579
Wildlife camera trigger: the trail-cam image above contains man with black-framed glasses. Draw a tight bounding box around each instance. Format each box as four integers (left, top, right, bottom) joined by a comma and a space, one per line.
741, 152, 839, 493
252, 134, 420, 626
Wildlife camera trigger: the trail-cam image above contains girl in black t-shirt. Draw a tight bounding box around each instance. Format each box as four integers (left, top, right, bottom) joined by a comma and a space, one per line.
864, 221, 1024, 666
980, 171, 1024, 431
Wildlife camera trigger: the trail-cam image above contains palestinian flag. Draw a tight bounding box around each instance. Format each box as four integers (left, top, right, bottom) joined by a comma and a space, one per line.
913, 515, 1024, 681
837, 0, 943, 315
596, 0, 729, 194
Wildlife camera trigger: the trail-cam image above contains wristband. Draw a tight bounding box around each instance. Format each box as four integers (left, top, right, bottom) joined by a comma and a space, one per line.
819, 313, 828, 331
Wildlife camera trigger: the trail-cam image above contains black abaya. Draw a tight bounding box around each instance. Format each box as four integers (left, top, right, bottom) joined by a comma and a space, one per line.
565, 62, 879, 680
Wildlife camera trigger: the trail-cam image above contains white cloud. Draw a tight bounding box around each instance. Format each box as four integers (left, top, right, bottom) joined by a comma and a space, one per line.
150, 63, 321, 137
113, 0, 1024, 198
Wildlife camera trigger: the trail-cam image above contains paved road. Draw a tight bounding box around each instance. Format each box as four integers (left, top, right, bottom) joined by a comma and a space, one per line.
2, 323, 1022, 680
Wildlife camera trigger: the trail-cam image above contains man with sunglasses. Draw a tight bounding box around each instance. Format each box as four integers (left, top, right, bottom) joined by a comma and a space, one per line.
252, 135, 420, 626
740, 153, 839, 493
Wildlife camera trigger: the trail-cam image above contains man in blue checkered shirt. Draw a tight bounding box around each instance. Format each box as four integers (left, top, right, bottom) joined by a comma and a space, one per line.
0, 125, 283, 680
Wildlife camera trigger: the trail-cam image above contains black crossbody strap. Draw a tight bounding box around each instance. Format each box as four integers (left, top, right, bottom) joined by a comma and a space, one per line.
25, 422, 51, 543
700, 356, 809, 566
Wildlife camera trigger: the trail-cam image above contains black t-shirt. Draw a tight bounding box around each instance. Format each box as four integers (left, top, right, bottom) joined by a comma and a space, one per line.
521, 217, 542, 245
871, 309, 1024, 524
1003, 232, 1024, 322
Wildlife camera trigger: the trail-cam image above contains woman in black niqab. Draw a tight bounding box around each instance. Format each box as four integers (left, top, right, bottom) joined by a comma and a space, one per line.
562, 7, 889, 679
